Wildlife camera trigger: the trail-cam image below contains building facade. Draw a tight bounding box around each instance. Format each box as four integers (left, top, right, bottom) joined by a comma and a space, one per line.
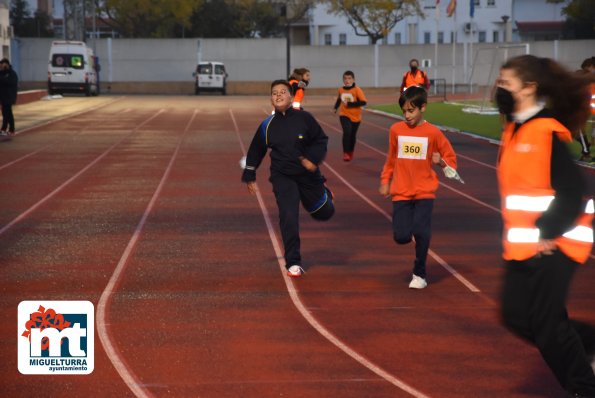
0, 1, 11, 59
308, 0, 570, 46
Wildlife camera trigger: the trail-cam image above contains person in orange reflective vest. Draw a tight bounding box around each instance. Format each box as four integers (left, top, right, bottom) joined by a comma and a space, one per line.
577, 56, 595, 162
288, 67, 310, 110
399, 59, 430, 95
495, 55, 595, 397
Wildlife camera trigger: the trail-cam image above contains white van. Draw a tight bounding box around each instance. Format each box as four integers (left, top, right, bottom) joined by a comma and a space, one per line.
193, 62, 228, 95
48, 41, 100, 96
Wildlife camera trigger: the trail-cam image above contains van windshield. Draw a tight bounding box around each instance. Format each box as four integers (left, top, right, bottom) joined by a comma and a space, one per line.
51, 54, 84, 69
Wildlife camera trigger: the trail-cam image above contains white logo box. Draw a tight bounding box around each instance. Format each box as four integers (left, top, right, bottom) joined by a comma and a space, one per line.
18, 300, 94, 375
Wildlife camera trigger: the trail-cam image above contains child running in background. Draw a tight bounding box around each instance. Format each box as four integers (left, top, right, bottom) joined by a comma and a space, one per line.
242, 80, 334, 277
333, 70, 367, 162
288, 68, 310, 110
379, 86, 459, 289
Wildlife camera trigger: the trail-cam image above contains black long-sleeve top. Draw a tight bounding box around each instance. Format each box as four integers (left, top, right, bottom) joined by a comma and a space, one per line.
333, 84, 367, 110
241, 107, 328, 182
512, 110, 587, 239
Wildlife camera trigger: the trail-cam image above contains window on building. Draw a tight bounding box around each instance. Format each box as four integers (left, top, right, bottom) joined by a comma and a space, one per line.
324, 33, 332, 45
474, 0, 480, 5
487, 0, 495, 5
424, 31, 431, 44
478, 31, 486, 42
493, 31, 499, 43
438, 31, 444, 43
450, 31, 455, 42
394, 32, 402, 44
339, 33, 346, 45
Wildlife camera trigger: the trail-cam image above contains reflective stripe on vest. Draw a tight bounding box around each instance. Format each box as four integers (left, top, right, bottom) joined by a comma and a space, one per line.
505, 198, 594, 257
505, 195, 554, 212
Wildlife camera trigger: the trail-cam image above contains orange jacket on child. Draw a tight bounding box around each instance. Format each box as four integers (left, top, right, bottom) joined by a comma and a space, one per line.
337, 85, 367, 122
381, 121, 457, 200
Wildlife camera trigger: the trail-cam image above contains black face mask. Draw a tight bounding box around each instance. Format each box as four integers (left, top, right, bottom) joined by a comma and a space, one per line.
495, 87, 515, 117
410, 66, 418, 73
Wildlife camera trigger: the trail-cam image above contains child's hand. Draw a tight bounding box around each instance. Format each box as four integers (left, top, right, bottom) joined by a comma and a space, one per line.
301, 158, 317, 172
379, 184, 390, 198
246, 181, 257, 195
432, 152, 441, 165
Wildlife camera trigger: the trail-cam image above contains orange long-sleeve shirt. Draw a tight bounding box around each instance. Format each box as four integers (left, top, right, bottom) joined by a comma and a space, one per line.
380, 121, 457, 200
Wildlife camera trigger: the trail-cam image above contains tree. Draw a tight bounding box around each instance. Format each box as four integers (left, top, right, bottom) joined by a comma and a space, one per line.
10, 0, 31, 37
96, 0, 199, 38
10, 0, 54, 37
187, 0, 315, 39
323, 0, 422, 44
560, 0, 595, 39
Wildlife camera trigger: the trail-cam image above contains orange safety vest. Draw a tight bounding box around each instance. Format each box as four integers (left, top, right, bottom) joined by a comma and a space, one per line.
590, 83, 595, 115
289, 78, 305, 109
497, 118, 594, 264
402, 70, 427, 91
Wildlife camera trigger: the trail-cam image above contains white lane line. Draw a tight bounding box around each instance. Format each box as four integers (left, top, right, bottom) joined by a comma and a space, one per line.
321, 160, 482, 294
318, 118, 501, 214
0, 110, 165, 237
361, 119, 497, 170
97, 109, 198, 398
319, 118, 593, 262
15, 97, 124, 136
230, 108, 430, 398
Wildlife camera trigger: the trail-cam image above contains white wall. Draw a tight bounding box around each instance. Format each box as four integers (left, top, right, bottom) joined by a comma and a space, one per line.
14, 37, 594, 90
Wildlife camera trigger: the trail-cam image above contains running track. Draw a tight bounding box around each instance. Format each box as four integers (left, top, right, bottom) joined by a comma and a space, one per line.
1, 95, 593, 398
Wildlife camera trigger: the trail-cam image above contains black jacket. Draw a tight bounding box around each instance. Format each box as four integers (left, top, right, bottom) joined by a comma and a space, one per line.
0, 67, 18, 105
242, 107, 328, 182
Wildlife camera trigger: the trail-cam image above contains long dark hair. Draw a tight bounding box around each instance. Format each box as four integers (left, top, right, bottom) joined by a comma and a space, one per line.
501, 55, 593, 135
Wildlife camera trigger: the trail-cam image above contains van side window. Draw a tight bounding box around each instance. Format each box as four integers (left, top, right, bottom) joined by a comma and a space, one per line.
52, 54, 85, 70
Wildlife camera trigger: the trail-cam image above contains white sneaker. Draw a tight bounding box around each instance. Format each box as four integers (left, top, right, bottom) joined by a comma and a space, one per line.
408, 275, 427, 289
287, 265, 305, 277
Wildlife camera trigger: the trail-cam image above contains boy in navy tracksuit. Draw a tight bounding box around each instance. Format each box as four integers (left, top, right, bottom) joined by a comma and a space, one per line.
242, 80, 334, 277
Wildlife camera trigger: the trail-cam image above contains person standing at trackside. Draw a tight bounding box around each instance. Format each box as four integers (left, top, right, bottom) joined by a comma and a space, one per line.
399, 59, 430, 95
495, 55, 595, 398
333, 70, 367, 162
288, 68, 310, 110
0, 58, 18, 137
379, 86, 459, 289
241, 79, 334, 277
577, 56, 595, 162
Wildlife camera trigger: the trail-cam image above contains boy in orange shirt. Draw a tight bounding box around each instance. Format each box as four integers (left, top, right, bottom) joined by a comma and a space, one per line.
379, 86, 459, 289
333, 70, 367, 161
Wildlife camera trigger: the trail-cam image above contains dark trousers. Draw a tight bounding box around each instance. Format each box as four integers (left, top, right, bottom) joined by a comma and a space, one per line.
1, 102, 14, 132
340, 116, 360, 153
392, 199, 434, 278
501, 251, 595, 395
270, 171, 334, 268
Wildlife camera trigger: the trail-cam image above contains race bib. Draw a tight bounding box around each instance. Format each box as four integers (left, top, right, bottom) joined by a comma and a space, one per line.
341, 93, 354, 103
397, 136, 428, 159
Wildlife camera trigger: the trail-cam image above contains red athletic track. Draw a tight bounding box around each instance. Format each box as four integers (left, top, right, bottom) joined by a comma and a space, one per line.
1, 95, 593, 398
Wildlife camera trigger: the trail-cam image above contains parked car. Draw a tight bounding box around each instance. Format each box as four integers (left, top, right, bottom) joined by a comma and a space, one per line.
193, 62, 227, 95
